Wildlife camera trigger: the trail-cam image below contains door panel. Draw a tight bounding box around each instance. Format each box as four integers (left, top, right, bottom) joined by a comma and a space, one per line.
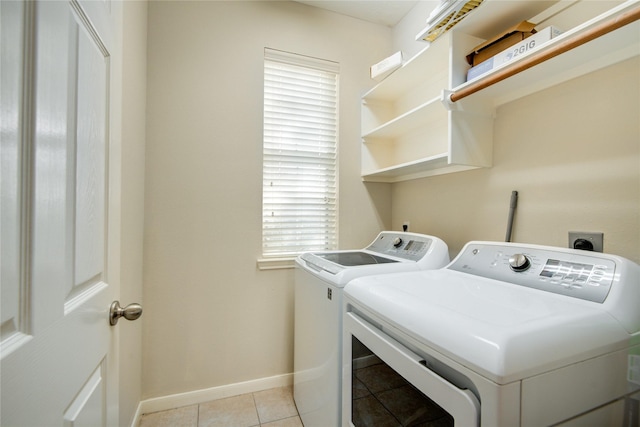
1, 1, 117, 425
69, 1, 108, 305
64, 361, 106, 427
0, 0, 28, 348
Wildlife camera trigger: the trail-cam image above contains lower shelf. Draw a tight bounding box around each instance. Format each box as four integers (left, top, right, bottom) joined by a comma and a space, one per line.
361, 153, 485, 183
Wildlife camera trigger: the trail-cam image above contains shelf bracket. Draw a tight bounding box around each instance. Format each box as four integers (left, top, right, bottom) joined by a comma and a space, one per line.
441, 89, 495, 117
441, 89, 459, 111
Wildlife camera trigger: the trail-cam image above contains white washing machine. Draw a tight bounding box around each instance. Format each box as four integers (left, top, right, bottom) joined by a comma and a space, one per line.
342, 241, 640, 426
294, 231, 449, 427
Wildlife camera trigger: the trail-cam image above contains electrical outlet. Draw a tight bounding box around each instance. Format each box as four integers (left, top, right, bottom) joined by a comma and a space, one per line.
568, 231, 603, 252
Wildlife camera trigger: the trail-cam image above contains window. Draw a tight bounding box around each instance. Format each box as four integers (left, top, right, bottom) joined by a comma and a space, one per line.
262, 48, 339, 258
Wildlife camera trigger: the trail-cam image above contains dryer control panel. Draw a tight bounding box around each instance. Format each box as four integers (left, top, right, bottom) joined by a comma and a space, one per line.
448, 242, 618, 303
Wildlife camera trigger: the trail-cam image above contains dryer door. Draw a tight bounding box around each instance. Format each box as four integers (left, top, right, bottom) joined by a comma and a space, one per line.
343, 312, 480, 427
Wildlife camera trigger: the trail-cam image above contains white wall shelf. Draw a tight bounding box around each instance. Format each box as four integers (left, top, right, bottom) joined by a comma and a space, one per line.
363, 96, 442, 139
361, 30, 489, 183
449, 0, 640, 108
361, 0, 640, 183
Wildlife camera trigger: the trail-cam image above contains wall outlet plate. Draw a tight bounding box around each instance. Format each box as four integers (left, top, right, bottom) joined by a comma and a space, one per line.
568, 231, 603, 252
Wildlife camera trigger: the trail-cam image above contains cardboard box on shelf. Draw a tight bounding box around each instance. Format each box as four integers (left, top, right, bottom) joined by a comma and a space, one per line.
466, 26, 563, 82
466, 20, 536, 66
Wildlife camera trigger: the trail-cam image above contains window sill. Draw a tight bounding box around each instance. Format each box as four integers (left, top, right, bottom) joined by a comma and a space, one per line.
257, 257, 296, 270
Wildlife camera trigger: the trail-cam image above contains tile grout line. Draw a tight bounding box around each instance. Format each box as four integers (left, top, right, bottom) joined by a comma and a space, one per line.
251, 391, 261, 426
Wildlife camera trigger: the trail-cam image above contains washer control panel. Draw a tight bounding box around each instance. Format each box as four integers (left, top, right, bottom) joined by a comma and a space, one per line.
366, 232, 434, 262
449, 242, 617, 303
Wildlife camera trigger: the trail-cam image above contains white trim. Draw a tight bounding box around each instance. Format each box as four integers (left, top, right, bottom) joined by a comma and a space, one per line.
264, 47, 339, 73
129, 404, 144, 427
256, 257, 296, 270
136, 373, 293, 416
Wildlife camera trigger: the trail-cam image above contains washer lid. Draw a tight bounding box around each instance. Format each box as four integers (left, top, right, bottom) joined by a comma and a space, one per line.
345, 269, 630, 385
297, 251, 412, 286
312, 251, 398, 267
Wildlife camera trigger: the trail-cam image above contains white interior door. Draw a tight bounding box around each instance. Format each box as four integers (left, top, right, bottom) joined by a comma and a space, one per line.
1, 1, 120, 425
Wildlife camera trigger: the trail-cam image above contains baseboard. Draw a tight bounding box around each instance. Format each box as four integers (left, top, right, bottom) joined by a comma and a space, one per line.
130, 403, 144, 427
135, 373, 293, 419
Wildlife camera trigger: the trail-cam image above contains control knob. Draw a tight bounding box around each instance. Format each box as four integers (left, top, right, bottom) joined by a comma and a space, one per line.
509, 253, 531, 272
393, 237, 403, 248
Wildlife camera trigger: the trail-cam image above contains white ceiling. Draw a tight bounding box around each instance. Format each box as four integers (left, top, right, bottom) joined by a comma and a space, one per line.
294, 1, 420, 27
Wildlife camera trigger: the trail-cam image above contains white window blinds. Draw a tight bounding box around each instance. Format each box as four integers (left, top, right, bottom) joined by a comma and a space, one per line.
262, 48, 339, 257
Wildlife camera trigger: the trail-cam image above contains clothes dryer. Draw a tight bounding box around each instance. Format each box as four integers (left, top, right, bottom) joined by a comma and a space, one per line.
294, 231, 449, 427
342, 241, 640, 427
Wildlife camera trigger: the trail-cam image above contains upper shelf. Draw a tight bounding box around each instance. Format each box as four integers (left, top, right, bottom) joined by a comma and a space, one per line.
438, 0, 558, 40
362, 39, 449, 103
447, 0, 640, 108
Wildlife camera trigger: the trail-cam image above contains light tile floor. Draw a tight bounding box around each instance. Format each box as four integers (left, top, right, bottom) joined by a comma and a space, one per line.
139, 386, 302, 427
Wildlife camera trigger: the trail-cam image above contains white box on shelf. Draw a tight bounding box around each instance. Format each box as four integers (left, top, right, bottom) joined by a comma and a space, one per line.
370, 51, 403, 81
467, 26, 563, 81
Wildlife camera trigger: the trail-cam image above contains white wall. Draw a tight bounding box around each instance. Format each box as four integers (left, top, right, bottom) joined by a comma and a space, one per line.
391, 0, 439, 58
118, 1, 147, 425
390, 2, 640, 262
143, 1, 391, 399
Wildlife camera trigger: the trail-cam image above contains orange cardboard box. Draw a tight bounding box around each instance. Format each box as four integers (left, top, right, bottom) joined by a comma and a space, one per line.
466, 21, 537, 66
